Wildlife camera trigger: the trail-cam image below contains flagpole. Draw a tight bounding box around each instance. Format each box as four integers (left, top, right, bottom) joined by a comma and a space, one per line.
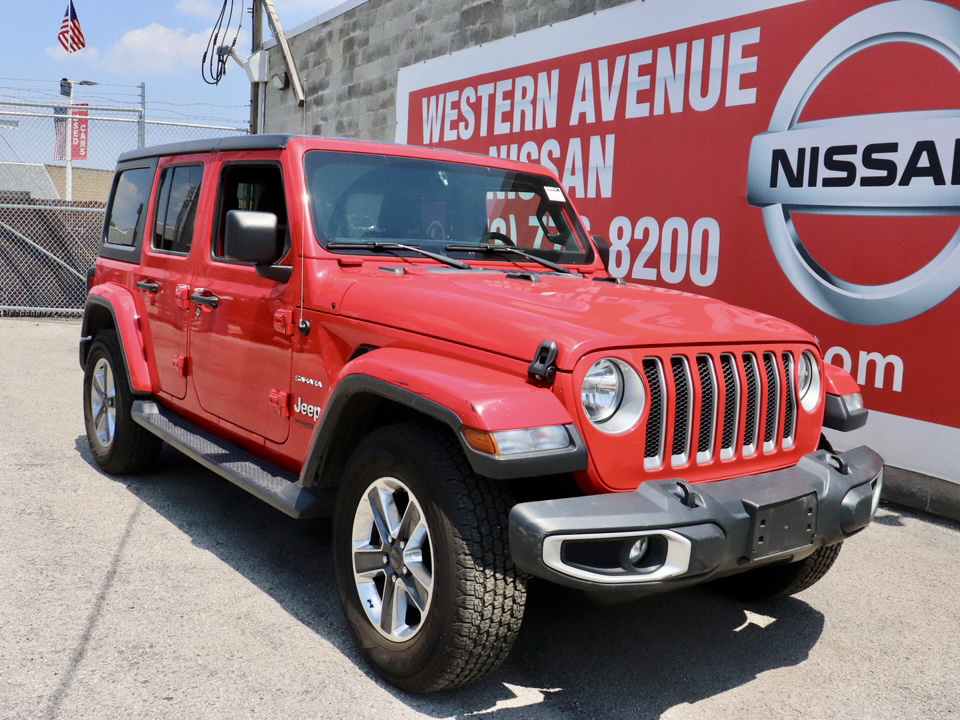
65, 83, 73, 202
65, 2, 73, 202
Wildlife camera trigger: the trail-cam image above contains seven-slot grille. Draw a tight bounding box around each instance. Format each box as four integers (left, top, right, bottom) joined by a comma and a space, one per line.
643, 350, 799, 469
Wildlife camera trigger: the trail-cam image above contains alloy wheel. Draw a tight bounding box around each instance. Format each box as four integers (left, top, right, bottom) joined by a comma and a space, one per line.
350, 476, 434, 641
89, 357, 116, 449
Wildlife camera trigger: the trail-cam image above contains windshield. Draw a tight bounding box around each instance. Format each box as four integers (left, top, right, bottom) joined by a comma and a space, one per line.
305, 150, 594, 266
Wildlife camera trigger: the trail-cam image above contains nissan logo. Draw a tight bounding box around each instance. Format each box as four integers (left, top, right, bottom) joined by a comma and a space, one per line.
747, 0, 960, 326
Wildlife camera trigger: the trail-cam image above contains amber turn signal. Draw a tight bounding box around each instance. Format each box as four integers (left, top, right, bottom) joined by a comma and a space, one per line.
462, 428, 498, 455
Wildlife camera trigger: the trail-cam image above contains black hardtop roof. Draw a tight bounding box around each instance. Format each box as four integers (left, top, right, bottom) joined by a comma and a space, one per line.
116, 134, 549, 177
117, 134, 296, 163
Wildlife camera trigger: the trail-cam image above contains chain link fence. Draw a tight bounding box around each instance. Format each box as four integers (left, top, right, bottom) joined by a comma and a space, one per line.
0, 100, 247, 317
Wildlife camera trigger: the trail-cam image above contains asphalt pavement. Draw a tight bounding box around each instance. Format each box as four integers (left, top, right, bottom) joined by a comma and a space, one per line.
1, 317, 958, 720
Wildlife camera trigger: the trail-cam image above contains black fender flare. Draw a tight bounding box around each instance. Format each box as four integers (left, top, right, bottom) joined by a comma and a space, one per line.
299, 374, 587, 487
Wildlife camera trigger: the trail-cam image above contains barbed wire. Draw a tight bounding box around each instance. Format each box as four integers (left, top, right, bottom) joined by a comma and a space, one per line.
149, 99, 249, 109
0, 87, 248, 127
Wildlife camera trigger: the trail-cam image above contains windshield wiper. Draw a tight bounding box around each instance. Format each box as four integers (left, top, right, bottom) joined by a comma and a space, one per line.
445, 243, 572, 274
327, 241, 471, 270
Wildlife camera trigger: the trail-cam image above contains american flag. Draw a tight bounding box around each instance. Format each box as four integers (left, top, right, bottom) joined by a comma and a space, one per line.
53, 107, 68, 161
58, 1, 85, 53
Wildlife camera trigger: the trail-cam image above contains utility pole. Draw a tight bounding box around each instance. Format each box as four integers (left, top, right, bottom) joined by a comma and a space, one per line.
138, 82, 146, 148
65, 11, 73, 201
250, 0, 263, 134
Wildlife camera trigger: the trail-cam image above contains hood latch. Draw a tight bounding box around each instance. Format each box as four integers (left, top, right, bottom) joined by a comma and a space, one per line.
528, 340, 558, 386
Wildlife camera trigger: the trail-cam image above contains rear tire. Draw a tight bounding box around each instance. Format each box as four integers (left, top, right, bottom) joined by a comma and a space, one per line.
332, 422, 526, 693
714, 543, 843, 601
82, 330, 161, 474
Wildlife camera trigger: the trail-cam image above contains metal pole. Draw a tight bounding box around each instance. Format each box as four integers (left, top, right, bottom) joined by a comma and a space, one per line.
65, 81, 73, 202
138, 82, 146, 148
250, 0, 263, 134
65, 12, 72, 201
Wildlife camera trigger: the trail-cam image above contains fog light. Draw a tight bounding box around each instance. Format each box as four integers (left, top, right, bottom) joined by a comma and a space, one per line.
627, 537, 649, 567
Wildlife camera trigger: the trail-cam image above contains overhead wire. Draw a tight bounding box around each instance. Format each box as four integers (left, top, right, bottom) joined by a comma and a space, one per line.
0, 77, 142, 89
202, 0, 245, 85
0, 85, 63, 98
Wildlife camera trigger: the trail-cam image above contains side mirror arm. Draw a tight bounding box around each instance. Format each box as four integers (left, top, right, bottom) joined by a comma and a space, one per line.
592, 234, 611, 270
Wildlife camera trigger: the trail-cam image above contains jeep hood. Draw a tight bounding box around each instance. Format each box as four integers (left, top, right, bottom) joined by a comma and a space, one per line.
333, 270, 812, 370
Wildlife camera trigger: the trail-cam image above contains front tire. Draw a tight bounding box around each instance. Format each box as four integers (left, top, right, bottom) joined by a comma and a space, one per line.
82, 330, 161, 474
332, 422, 526, 693
713, 543, 843, 601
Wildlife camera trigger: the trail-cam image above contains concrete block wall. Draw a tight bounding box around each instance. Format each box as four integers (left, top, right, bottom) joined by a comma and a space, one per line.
262, 0, 637, 141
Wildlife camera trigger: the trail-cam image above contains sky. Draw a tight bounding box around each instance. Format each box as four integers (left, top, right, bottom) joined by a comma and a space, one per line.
4, 0, 344, 128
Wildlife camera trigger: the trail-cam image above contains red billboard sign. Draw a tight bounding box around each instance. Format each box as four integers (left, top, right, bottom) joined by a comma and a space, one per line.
396, 0, 960, 480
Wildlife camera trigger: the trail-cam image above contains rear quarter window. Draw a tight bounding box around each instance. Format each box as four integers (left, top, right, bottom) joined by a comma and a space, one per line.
99, 160, 158, 263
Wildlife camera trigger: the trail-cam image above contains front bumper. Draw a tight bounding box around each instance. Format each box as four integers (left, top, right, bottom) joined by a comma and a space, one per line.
509, 446, 883, 594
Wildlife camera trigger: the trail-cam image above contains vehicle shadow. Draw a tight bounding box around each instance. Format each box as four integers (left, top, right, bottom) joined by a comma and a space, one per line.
75, 439, 825, 719
438, 584, 822, 719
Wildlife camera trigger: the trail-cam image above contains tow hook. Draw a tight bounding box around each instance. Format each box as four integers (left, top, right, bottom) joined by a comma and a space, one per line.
827, 453, 850, 475
673, 480, 701, 508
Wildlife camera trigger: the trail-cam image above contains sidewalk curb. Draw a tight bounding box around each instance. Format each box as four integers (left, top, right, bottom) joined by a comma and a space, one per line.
881, 466, 960, 524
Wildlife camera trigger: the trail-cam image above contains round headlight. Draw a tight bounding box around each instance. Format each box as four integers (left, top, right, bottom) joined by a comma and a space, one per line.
797, 353, 812, 396
581, 359, 624, 424
580, 358, 646, 433
797, 350, 821, 412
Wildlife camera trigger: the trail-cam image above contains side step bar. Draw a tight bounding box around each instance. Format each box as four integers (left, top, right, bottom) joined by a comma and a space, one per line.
131, 400, 330, 519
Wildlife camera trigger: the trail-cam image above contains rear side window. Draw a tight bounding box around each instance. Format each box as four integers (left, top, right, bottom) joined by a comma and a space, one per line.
152, 165, 203, 255
105, 167, 153, 247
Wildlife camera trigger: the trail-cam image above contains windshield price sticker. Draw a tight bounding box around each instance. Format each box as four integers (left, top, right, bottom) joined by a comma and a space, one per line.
544, 186, 565, 202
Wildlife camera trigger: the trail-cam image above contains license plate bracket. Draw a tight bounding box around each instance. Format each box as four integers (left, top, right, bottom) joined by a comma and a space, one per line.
745, 493, 817, 560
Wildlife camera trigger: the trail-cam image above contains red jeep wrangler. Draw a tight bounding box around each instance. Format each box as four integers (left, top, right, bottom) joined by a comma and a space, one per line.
81, 135, 882, 692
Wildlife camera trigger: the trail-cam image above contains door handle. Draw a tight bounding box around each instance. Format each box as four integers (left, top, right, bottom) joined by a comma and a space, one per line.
189, 290, 219, 309
136, 280, 159, 294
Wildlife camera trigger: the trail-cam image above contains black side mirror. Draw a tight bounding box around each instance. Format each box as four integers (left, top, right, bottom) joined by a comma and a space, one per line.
592, 234, 611, 269
224, 210, 291, 282
224, 209, 281, 264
